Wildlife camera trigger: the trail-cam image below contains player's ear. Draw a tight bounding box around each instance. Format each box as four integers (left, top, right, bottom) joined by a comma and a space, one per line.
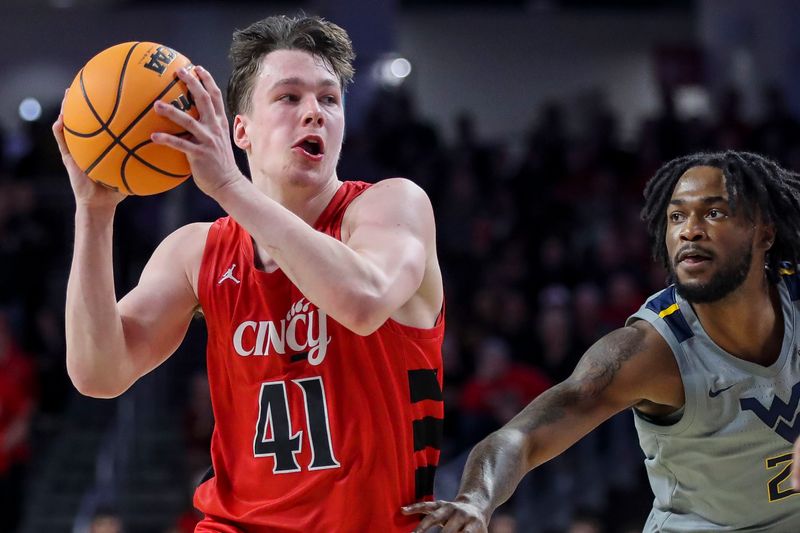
232, 114, 251, 151
760, 222, 776, 251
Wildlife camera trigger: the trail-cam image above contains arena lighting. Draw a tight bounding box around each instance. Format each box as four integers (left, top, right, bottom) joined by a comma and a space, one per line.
674, 85, 711, 120
389, 58, 412, 79
19, 97, 42, 122
373, 55, 413, 87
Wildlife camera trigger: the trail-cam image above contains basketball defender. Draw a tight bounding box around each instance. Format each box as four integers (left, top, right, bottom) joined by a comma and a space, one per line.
53, 15, 444, 531
405, 152, 800, 532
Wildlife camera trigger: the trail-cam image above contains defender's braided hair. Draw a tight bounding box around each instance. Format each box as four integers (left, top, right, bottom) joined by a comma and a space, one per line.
641, 151, 800, 280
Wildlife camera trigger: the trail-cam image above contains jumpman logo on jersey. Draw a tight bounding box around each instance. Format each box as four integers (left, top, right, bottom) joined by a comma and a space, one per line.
218, 264, 241, 285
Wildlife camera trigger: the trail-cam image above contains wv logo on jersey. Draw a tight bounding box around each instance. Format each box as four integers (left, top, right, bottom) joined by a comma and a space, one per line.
740, 381, 800, 443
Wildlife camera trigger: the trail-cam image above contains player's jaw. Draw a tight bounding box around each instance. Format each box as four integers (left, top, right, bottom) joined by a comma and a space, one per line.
671, 241, 753, 303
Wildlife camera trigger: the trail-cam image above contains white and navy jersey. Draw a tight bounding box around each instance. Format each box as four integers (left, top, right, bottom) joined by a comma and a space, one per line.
626, 273, 800, 532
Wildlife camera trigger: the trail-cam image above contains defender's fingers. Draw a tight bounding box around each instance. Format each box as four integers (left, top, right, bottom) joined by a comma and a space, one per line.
402, 501, 442, 515
412, 506, 456, 533
441, 513, 470, 533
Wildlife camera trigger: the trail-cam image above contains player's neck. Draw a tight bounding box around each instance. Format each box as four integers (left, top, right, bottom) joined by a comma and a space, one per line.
691, 275, 783, 365
258, 174, 342, 226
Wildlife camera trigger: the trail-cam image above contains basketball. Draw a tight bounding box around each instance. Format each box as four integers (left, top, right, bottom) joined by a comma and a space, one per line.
62, 42, 199, 195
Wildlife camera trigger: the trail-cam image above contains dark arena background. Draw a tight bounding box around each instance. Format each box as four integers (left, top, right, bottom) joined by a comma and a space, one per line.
1, 0, 799, 531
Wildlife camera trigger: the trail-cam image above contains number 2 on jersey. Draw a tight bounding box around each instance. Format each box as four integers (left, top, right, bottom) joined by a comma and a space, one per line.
254, 377, 341, 473
765, 452, 797, 502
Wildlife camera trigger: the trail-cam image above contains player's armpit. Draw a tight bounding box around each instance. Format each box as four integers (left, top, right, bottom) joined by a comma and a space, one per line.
114, 222, 210, 388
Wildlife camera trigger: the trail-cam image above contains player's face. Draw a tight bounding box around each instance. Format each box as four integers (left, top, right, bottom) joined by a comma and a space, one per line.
665, 165, 763, 303
233, 49, 344, 188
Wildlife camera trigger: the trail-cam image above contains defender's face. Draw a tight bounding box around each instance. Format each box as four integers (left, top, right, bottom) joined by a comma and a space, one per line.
233, 49, 344, 187
665, 165, 760, 303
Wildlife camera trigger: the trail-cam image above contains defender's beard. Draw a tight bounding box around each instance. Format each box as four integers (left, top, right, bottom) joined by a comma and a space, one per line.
672, 245, 753, 304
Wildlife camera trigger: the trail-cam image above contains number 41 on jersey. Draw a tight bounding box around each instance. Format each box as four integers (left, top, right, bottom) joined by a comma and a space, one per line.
254, 377, 341, 474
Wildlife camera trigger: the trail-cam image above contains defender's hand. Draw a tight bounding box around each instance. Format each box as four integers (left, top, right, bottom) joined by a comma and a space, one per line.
402, 499, 489, 533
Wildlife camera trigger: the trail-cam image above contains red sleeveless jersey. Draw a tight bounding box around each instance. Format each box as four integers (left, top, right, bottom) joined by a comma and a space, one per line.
194, 181, 445, 531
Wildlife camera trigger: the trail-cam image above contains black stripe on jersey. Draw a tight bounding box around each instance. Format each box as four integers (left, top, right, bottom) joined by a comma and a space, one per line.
414, 465, 437, 499
290, 351, 308, 363
408, 369, 443, 403
412, 416, 444, 452
645, 286, 693, 343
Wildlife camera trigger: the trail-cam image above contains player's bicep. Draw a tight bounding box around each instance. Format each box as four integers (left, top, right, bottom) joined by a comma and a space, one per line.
117, 223, 206, 374
506, 325, 657, 465
570, 327, 651, 404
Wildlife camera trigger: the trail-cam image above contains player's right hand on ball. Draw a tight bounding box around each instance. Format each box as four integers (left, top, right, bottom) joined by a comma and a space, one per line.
52, 91, 126, 209
401, 499, 489, 533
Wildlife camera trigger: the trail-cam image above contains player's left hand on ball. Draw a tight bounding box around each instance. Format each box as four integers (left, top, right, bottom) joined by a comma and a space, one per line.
151, 65, 242, 198
401, 500, 489, 533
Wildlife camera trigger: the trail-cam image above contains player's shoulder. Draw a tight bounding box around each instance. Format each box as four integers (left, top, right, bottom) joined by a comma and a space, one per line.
577, 321, 674, 386
154, 223, 214, 293
367, 176, 426, 193
154, 222, 212, 263
341, 179, 436, 246
349, 177, 433, 219
163, 222, 213, 247
358, 177, 430, 202
608, 320, 673, 361
574, 321, 680, 406
585, 321, 666, 365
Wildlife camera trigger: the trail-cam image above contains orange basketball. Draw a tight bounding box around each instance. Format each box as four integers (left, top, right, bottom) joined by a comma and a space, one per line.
63, 42, 199, 195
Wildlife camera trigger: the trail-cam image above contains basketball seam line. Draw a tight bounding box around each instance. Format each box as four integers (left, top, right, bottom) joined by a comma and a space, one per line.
84, 70, 190, 193
68, 42, 140, 138
81, 42, 177, 177
84, 74, 186, 177
120, 135, 192, 195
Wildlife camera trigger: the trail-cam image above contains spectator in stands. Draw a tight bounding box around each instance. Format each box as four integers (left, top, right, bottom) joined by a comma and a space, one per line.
460, 337, 551, 446
0, 311, 36, 532
90, 506, 123, 533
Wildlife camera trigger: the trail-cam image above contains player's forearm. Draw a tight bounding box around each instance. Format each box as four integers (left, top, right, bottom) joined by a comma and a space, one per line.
66, 207, 131, 397
453, 427, 531, 522
456, 381, 614, 519
214, 179, 402, 334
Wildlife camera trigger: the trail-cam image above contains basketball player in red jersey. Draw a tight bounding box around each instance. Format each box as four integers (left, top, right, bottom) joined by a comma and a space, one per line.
52, 15, 444, 532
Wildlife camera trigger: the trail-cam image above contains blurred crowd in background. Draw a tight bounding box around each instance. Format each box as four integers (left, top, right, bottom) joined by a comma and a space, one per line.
1, 58, 800, 532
